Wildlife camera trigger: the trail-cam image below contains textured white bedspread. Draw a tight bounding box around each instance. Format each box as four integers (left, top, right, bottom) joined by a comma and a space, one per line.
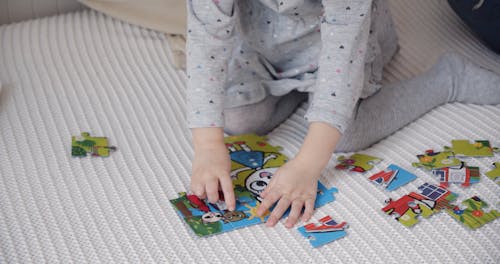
0, 1, 499, 263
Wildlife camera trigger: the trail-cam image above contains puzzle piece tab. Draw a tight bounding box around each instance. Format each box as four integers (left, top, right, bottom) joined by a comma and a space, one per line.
369, 164, 417, 191
298, 215, 348, 248
485, 162, 500, 186
432, 162, 479, 187
382, 183, 458, 227
446, 196, 499, 229
412, 150, 461, 170
444, 140, 498, 157
335, 153, 382, 173
71, 132, 116, 157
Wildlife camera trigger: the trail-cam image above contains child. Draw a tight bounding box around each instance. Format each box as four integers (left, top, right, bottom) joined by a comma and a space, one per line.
186, 0, 500, 228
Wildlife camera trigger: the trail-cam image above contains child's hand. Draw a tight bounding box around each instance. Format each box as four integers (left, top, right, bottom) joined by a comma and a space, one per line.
190, 128, 235, 211
257, 157, 321, 228
257, 122, 342, 228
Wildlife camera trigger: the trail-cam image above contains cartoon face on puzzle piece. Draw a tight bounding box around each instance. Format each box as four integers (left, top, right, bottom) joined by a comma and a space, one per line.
245, 167, 278, 202
444, 140, 498, 157
335, 153, 382, 172
412, 150, 461, 170
222, 211, 247, 223
201, 212, 223, 224
446, 196, 500, 229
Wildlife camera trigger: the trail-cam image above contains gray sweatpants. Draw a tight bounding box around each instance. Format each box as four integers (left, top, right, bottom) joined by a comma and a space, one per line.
224, 53, 500, 152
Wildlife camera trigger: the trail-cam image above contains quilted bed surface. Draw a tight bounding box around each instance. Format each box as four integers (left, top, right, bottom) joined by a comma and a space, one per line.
0, 1, 499, 263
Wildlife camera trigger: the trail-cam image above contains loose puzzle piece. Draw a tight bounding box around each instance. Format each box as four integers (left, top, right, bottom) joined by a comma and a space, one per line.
71, 132, 117, 157
382, 183, 458, 227
170, 134, 339, 237
485, 162, 500, 185
412, 150, 461, 170
444, 140, 499, 157
368, 164, 417, 191
335, 153, 382, 173
431, 162, 479, 187
297, 215, 348, 248
445, 196, 499, 229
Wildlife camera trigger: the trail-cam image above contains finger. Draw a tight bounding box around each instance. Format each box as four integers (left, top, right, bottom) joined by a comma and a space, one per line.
301, 199, 315, 223
285, 201, 304, 228
206, 181, 220, 204
257, 192, 280, 216
266, 197, 291, 227
219, 175, 236, 211
190, 181, 206, 199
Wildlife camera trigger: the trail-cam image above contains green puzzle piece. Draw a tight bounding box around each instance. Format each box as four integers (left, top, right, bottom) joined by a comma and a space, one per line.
335, 153, 382, 173
412, 150, 461, 170
446, 196, 500, 229
485, 162, 500, 186
72, 132, 116, 157
444, 140, 498, 157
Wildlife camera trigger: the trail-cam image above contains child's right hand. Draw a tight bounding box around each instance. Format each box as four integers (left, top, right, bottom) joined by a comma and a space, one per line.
190, 127, 235, 211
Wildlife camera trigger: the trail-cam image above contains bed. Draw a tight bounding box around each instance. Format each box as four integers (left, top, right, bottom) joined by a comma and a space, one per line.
0, 1, 499, 263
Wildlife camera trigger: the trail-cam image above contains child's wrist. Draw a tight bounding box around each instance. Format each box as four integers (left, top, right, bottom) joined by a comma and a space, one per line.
192, 127, 225, 150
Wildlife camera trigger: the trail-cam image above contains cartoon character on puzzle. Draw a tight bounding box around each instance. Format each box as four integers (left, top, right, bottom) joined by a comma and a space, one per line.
72, 132, 117, 157
445, 196, 499, 229
170, 192, 250, 237
412, 150, 461, 170
382, 183, 458, 227
431, 162, 480, 187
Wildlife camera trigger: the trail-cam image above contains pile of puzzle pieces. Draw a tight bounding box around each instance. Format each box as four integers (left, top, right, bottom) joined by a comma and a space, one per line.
412, 139, 499, 187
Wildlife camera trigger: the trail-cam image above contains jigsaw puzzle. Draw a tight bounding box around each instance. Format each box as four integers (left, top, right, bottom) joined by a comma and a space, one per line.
170, 134, 339, 237
412, 149, 461, 170
382, 183, 458, 227
71, 132, 117, 157
335, 153, 382, 173
485, 162, 500, 185
431, 162, 480, 187
445, 196, 499, 229
444, 140, 499, 157
297, 215, 348, 248
368, 164, 417, 191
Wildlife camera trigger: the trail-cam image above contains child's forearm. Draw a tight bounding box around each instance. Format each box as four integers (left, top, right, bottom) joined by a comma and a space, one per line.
295, 122, 341, 176
192, 127, 225, 150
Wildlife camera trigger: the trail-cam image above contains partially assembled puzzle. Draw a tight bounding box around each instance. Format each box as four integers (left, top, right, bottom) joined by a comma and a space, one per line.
170, 134, 339, 237
72, 132, 117, 157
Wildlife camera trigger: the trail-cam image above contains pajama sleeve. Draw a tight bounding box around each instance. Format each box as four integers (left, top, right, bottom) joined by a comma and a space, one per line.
185, 0, 236, 128
304, 0, 373, 134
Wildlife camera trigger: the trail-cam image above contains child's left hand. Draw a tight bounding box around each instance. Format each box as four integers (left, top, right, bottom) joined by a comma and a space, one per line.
256, 157, 322, 228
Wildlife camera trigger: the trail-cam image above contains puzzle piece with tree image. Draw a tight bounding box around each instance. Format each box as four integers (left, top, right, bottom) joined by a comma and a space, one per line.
445, 196, 499, 230
71, 132, 117, 157
444, 140, 499, 157
412, 149, 461, 170
335, 153, 382, 173
382, 183, 458, 227
170, 134, 339, 237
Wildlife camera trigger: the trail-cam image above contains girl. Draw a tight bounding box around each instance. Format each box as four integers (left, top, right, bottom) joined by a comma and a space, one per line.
186, 0, 500, 228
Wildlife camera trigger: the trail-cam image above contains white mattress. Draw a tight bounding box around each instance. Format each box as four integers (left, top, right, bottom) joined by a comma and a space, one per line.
0, 1, 499, 263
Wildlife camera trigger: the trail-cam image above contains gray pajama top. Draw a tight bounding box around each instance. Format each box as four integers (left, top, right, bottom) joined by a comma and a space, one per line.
186, 0, 398, 133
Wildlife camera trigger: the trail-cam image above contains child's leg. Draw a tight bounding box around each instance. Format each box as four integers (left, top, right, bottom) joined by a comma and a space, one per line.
336, 52, 500, 152
224, 91, 307, 135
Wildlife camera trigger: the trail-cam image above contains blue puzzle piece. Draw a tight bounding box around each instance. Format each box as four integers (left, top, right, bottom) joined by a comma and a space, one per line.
297, 215, 348, 248
386, 165, 417, 191
315, 182, 338, 207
